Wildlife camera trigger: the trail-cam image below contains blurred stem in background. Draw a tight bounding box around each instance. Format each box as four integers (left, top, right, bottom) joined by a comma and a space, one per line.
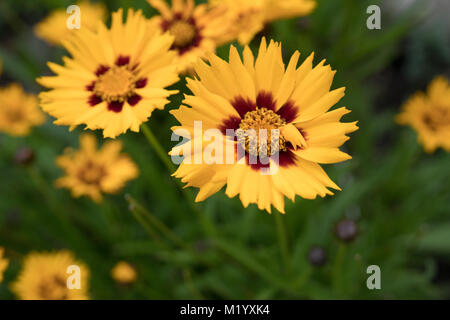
332, 243, 347, 295
183, 269, 204, 300
274, 213, 290, 272
140, 122, 217, 237
26, 166, 92, 253
126, 194, 187, 250
141, 122, 176, 173
127, 197, 163, 244
127, 195, 206, 299
127, 193, 305, 297
126, 194, 218, 268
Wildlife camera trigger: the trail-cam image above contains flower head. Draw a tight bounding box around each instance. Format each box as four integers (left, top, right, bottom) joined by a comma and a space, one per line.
0, 84, 45, 137
56, 134, 139, 203
11, 250, 89, 300
38, 9, 179, 138
397, 76, 450, 153
111, 261, 137, 285
34, 1, 107, 46
147, 0, 232, 73
170, 39, 358, 213
212, 0, 316, 45
0, 247, 9, 283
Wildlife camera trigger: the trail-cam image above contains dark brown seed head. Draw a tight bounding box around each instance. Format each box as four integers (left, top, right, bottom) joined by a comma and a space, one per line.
335, 219, 358, 243
308, 246, 327, 267
14, 147, 35, 166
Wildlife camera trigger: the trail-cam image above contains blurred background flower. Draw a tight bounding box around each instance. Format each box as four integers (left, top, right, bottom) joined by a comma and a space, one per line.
10, 250, 89, 300
0, 84, 44, 136
397, 76, 450, 153
147, 0, 234, 73
111, 261, 138, 285
0, 248, 8, 283
34, 0, 107, 46
55, 134, 139, 202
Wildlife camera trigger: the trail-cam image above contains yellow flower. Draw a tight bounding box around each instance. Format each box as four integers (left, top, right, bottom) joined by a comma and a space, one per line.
0, 247, 9, 283
56, 134, 139, 203
111, 261, 137, 285
11, 250, 89, 300
397, 76, 450, 153
264, 0, 317, 23
170, 39, 358, 213
147, 0, 232, 73
38, 9, 179, 138
0, 84, 45, 137
212, 0, 316, 45
34, 1, 107, 46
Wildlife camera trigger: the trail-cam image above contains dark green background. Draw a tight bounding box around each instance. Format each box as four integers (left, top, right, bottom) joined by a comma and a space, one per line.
0, 0, 449, 299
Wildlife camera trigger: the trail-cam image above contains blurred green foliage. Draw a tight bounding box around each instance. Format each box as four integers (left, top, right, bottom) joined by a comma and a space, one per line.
0, 0, 449, 299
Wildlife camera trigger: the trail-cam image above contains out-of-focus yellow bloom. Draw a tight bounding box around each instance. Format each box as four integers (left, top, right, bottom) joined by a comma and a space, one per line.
56, 134, 139, 203
264, 0, 317, 23
34, 1, 107, 46
170, 38, 358, 213
111, 261, 137, 285
211, 0, 316, 45
0, 84, 45, 137
0, 247, 9, 283
11, 250, 89, 300
397, 76, 450, 153
147, 0, 233, 73
38, 9, 179, 138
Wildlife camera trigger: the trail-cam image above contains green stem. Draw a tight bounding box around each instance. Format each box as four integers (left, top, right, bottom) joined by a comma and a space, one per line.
274, 213, 290, 271
128, 201, 162, 243
28, 167, 72, 229
27, 167, 92, 252
140, 123, 217, 237
213, 238, 299, 296
141, 122, 176, 172
294, 266, 312, 289
126, 195, 218, 269
332, 243, 347, 293
127, 195, 187, 250
183, 269, 204, 300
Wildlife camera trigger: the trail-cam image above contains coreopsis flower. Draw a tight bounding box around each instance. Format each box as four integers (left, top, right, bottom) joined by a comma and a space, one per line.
56, 134, 139, 203
0, 84, 45, 137
111, 261, 137, 285
147, 0, 232, 73
170, 39, 358, 213
38, 9, 179, 138
397, 76, 450, 153
212, 0, 316, 45
34, 1, 107, 46
0, 247, 9, 283
11, 251, 89, 300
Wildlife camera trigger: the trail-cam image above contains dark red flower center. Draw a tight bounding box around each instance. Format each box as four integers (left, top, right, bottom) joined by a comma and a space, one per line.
161, 13, 202, 55
38, 275, 68, 300
221, 91, 303, 170
422, 106, 450, 131
77, 160, 106, 185
86, 55, 147, 113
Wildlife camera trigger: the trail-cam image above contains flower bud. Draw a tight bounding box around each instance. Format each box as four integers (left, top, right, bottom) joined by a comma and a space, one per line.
334, 219, 358, 243
14, 147, 35, 166
308, 246, 327, 267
